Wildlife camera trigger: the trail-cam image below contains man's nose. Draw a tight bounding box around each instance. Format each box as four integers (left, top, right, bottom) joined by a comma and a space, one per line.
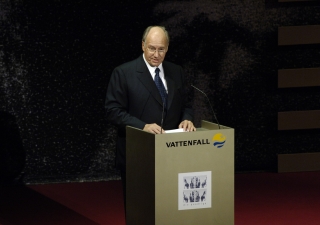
154, 50, 159, 57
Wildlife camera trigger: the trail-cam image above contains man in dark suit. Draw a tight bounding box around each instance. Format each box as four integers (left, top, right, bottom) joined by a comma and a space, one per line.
105, 25, 196, 206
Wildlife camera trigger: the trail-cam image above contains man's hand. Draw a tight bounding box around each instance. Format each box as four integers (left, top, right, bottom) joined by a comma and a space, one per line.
179, 120, 196, 132
143, 123, 166, 134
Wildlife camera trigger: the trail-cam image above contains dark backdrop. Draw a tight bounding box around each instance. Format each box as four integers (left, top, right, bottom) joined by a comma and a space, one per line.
1, 0, 319, 184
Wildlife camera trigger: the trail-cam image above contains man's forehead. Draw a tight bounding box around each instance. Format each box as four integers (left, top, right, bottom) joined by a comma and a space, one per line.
144, 38, 168, 47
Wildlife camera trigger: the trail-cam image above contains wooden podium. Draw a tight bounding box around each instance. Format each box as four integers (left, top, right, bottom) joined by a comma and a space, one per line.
126, 120, 234, 225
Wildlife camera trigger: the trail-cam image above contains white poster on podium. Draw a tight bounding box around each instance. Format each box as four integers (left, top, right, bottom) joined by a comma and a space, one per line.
178, 171, 212, 210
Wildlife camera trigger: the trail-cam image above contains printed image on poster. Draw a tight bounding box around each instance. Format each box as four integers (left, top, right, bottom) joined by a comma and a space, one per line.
178, 171, 212, 210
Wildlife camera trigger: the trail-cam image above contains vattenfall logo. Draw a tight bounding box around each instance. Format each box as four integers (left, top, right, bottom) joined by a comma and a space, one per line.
212, 133, 226, 148
165, 133, 226, 148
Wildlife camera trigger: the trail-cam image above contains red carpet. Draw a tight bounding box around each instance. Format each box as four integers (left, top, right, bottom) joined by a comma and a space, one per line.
29, 181, 125, 225
235, 172, 320, 225
1, 172, 319, 225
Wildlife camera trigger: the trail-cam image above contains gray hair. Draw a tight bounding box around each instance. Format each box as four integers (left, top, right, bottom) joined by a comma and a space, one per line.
142, 26, 170, 45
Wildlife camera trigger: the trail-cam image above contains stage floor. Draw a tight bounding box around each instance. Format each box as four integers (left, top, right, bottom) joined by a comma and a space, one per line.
1, 171, 319, 225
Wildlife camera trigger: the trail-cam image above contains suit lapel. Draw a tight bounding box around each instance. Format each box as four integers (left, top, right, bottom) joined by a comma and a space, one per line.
163, 62, 175, 110
166, 76, 174, 110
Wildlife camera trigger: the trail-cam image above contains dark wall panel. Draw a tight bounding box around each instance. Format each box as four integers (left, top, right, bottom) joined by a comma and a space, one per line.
278, 25, 320, 45
278, 68, 320, 88
278, 110, 320, 130
279, 0, 320, 2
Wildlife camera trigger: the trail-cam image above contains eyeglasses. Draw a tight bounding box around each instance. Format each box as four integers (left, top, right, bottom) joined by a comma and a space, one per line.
146, 47, 166, 55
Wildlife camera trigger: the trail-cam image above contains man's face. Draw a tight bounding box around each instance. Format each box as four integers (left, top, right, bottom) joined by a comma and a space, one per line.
142, 28, 168, 67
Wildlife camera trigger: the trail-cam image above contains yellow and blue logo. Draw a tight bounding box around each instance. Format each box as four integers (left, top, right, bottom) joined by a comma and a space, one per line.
212, 133, 226, 148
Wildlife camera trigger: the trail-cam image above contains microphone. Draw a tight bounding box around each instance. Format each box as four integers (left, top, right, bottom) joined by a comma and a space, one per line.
160, 101, 165, 134
191, 85, 221, 129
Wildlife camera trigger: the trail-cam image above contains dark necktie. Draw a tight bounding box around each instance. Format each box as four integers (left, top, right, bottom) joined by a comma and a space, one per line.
154, 68, 167, 108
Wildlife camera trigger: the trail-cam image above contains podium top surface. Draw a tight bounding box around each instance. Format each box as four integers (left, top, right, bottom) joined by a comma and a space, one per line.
199, 120, 233, 130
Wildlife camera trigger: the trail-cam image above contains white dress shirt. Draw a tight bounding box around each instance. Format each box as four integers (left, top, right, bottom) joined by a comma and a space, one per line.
143, 54, 168, 92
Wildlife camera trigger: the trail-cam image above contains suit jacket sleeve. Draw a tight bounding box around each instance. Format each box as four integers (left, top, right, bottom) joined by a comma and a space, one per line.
105, 65, 146, 132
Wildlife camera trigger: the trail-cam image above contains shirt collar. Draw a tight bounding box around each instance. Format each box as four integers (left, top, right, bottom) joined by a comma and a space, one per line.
142, 54, 164, 78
